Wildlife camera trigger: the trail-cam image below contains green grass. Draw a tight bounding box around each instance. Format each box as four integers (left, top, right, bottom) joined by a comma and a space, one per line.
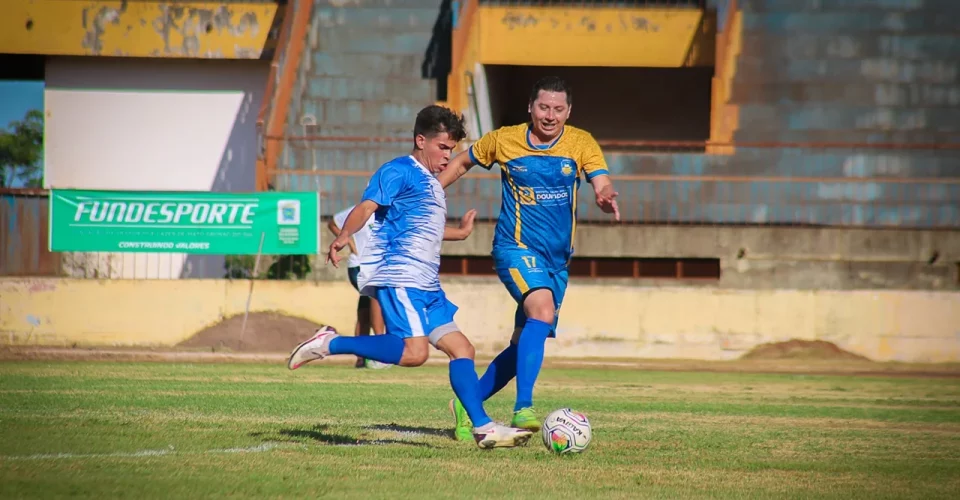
1, 361, 959, 499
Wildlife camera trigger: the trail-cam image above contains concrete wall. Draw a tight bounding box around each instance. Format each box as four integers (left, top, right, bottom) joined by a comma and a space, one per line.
43, 56, 271, 279
2, 277, 958, 362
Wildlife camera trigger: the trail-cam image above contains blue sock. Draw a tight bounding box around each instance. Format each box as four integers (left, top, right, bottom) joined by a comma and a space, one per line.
449, 358, 492, 428
477, 343, 518, 401
329, 334, 404, 365
515, 318, 552, 411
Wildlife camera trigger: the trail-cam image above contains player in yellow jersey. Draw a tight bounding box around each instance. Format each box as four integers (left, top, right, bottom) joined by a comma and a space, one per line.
437, 76, 620, 440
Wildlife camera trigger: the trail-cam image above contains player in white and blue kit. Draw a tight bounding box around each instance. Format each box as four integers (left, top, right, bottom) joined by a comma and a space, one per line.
287, 105, 533, 449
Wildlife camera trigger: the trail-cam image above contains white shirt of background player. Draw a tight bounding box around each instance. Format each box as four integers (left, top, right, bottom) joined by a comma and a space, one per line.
332, 205, 375, 268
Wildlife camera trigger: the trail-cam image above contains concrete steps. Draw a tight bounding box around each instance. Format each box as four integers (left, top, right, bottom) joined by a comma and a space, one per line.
277, 0, 442, 189
726, 0, 960, 165
737, 34, 960, 61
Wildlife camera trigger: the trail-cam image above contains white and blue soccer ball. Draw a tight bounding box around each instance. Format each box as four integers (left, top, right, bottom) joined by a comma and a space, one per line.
541, 408, 591, 454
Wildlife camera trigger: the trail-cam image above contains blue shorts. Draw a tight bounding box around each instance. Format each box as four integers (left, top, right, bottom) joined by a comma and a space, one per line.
347, 266, 361, 291
372, 286, 460, 344
493, 247, 569, 336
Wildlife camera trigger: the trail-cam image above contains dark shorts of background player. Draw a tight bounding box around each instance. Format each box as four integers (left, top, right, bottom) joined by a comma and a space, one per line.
348, 266, 371, 309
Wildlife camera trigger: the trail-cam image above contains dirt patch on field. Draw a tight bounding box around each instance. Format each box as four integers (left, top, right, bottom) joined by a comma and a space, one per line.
740, 339, 871, 362
176, 312, 323, 353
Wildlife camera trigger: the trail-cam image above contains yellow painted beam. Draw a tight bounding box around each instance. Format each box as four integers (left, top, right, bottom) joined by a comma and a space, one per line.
449, 0, 482, 126
709, 4, 743, 152
0, 1, 278, 59
476, 7, 705, 68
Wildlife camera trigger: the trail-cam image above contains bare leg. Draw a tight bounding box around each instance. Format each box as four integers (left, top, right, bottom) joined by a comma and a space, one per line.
355, 296, 372, 367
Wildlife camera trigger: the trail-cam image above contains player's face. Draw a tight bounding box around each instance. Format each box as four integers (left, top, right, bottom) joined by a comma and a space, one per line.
415, 131, 458, 174
528, 90, 571, 141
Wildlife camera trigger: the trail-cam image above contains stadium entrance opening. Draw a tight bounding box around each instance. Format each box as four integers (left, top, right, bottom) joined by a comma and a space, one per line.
482, 65, 712, 151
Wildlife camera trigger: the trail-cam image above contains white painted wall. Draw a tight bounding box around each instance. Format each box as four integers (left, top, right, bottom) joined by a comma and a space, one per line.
44, 56, 268, 192
43, 57, 270, 278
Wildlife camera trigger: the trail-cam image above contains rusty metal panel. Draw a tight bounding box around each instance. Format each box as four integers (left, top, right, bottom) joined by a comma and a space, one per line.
0, 193, 60, 277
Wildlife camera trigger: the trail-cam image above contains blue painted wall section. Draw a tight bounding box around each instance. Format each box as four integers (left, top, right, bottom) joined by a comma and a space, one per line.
710, 0, 960, 227
733, 0, 960, 145
273, 0, 958, 228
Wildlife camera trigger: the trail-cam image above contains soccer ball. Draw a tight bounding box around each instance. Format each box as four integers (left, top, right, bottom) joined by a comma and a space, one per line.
541, 408, 591, 454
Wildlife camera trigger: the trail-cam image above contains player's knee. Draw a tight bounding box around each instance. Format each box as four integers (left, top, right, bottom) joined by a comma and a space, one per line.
451, 341, 475, 360
523, 289, 555, 320
399, 341, 430, 367
404, 353, 428, 367
524, 298, 556, 323
434, 331, 475, 360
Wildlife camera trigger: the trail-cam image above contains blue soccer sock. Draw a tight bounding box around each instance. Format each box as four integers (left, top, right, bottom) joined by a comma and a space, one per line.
514, 318, 552, 411
449, 358, 492, 428
477, 343, 518, 401
329, 334, 404, 365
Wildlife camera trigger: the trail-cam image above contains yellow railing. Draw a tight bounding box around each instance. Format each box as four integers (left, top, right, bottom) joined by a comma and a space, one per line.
709, 0, 741, 151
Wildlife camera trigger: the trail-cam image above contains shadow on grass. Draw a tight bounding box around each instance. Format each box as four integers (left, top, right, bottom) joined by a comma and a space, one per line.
250, 425, 437, 448
364, 423, 452, 439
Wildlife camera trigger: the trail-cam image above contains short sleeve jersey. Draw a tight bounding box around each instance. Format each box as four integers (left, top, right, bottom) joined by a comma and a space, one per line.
357, 155, 447, 292
469, 124, 609, 270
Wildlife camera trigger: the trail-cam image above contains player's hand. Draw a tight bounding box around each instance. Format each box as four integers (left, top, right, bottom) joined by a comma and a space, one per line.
326, 235, 350, 268
595, 184, 621, 221
458, 209, 477, 237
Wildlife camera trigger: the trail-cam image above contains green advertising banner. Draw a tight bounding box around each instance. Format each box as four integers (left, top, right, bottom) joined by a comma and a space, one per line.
49, 189, 319, 255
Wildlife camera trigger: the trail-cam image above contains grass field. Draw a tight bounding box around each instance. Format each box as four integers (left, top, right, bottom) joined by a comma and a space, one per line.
1, 360, 959, 499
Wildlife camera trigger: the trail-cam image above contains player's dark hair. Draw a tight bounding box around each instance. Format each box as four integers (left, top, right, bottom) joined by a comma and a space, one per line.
529, 76, 572, 105
413, 105, 467, 142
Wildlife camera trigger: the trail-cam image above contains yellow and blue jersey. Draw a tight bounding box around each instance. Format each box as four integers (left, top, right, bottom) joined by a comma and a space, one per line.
469, 123, 609, 271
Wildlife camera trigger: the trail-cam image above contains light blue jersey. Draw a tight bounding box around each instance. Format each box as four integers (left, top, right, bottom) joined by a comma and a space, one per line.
357, 155, 447, 295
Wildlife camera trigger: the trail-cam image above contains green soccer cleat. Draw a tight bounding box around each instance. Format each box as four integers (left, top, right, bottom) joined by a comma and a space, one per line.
511, 407, 541, 432
449, 398, 474, 441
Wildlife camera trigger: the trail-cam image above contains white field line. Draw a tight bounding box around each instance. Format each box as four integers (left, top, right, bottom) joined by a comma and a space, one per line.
0, 442, 303, 462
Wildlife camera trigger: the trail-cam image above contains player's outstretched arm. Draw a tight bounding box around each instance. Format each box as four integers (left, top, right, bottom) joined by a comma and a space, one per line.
437, 150, 476, 189
443, 209, 477, 241
590, 174, 621, 222
327, 200, 378, 267
326, 219, 357, 255
438, 129, 499, 189
581, 134, 620, 222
